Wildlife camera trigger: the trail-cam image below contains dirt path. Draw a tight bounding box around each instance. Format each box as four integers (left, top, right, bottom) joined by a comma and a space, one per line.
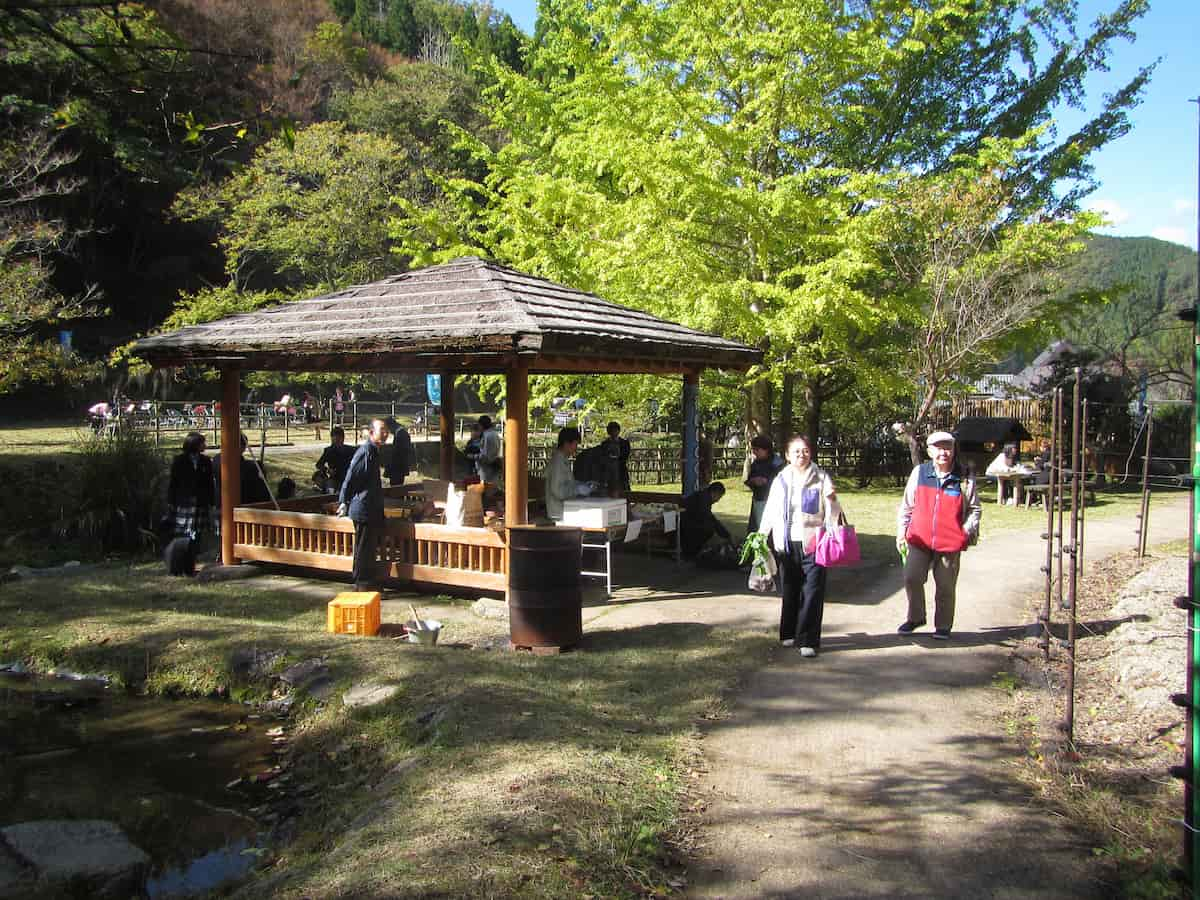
682, 496, 1190, 900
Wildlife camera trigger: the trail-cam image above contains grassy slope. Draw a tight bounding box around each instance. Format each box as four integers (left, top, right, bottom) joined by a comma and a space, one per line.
0, 565, 769, 897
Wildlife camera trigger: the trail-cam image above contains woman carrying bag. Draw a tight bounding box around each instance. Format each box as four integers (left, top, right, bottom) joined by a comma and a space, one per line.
758, 434, 841, 658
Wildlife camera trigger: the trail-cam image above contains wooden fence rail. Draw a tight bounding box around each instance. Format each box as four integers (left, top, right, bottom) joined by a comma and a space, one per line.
232, 488, 507, 592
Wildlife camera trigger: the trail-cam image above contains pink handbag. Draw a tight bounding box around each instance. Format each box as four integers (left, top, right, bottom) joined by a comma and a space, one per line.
815, 514, 860, 567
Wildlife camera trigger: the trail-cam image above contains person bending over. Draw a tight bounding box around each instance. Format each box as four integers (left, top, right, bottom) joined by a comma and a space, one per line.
680, 481, 733, 559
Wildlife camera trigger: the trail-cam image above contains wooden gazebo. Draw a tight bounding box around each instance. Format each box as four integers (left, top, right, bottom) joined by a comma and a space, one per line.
135, 257, 761, 587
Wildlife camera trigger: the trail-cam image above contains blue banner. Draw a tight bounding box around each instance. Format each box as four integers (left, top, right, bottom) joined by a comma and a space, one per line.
426, 373, 442, 406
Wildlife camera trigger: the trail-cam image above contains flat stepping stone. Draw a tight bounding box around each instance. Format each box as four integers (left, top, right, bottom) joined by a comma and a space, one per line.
1, 820, 149, 897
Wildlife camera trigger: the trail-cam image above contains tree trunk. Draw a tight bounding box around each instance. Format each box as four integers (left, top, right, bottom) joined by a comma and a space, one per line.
804, 381, 822, 445
777, 372, 795, 449
746, 378, 772, 442
907, 433, 923, 466
908, 384, 941, 465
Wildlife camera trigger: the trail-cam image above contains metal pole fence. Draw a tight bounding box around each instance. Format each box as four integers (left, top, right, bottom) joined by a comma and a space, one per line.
1040, 388, 1060, 661
1138, 406, 1155, 557
1078, 399, 1088, 571
1056, 387, 1066, 611
1063, 368, 1082, 748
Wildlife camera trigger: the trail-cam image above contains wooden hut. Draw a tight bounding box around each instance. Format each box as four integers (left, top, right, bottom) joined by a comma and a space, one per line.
135, 257, 761, 591
952, 416, 1034, 474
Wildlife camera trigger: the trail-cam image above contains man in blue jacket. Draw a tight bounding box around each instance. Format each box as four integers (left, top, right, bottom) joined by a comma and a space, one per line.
338, 418, 390, 590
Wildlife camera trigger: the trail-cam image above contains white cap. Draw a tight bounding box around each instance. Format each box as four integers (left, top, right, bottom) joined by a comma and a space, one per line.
926, 430, 956, 447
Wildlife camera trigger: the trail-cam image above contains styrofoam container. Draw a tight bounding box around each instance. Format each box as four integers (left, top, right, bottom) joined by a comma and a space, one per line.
560, 498, 628, 528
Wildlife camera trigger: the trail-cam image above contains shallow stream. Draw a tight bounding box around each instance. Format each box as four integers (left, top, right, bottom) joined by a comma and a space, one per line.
0, 672, 278, 896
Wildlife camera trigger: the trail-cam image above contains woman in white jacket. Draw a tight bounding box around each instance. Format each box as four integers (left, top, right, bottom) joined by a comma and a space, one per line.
758, 435, 840, 658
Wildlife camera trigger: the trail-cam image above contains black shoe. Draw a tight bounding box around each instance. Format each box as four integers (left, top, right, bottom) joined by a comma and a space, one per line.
897, 620, 926, 634
932, 629, 951, 640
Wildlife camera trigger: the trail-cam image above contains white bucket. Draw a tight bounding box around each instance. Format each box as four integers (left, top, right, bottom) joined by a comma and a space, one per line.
407, 619, 442, 645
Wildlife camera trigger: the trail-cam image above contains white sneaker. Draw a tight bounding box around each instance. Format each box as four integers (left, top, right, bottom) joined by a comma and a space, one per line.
780, 638, 794, 647
799, 646, 817, 658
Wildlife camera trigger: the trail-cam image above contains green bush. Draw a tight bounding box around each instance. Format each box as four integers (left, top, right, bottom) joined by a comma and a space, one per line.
58, 429, 168, 553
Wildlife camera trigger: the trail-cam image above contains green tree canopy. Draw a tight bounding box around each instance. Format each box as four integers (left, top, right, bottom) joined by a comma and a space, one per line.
396, 0, 1151, 439
173, 121, 413, 293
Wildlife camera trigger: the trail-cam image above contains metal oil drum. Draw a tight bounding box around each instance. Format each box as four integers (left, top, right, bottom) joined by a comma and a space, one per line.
506, 525, 583, 649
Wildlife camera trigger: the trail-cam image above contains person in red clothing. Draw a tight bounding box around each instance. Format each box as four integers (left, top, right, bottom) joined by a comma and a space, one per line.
895, 430, 982, 639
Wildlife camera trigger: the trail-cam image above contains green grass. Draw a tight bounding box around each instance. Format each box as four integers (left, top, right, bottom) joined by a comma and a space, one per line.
0, 567, 771, 898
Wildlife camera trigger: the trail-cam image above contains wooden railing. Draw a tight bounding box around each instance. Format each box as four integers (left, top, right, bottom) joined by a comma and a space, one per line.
232, 488, 506, 592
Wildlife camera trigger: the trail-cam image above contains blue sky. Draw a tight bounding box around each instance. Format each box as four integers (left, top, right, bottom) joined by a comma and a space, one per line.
492, 0, 1198, 250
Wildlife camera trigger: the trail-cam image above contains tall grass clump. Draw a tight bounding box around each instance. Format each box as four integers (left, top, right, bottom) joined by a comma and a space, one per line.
59, 428, 168, 553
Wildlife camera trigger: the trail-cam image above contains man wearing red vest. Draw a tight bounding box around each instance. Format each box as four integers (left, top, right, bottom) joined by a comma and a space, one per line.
896, 431, 982, 639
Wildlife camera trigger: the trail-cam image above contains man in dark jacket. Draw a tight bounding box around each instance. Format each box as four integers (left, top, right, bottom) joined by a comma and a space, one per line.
314, 426, 355, 493
598, 421, 632, 495
382, 416, 413, 486
744, 434, 784, 533
213, 433, 272, 508
338, 418, 390, 590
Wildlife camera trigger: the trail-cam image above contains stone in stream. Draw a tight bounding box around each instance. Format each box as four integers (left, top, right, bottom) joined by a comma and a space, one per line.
229, 647, 285, 681
0, 820, 149, 898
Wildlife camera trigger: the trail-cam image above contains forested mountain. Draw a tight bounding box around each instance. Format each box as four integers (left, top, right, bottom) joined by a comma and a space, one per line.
1056, 234, 1196, 395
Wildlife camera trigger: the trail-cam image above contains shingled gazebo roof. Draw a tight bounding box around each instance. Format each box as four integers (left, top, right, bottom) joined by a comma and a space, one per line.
135, 257, 762, 374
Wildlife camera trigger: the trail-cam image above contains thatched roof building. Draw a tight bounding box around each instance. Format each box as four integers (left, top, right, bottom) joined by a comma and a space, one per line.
134, 256, 760, 374
136, 257, 761, 557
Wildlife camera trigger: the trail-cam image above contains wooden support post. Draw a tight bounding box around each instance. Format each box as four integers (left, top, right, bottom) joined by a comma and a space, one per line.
220, 367, 241, 566
505, 360, 529, 526
440, 371, 455, 481
682, 370, 700, 496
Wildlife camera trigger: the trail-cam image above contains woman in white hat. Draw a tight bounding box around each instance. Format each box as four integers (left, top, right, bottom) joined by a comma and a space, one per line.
895, 431, 982, 639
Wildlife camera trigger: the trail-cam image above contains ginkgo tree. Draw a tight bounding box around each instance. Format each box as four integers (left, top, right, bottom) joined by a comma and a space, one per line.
394, 0, 1150, 440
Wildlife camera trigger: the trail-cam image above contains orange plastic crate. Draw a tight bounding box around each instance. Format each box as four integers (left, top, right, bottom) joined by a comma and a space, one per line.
327, 591, 381, 636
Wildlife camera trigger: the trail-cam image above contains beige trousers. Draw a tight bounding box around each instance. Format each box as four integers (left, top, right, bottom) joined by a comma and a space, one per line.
904, 545, 961, 631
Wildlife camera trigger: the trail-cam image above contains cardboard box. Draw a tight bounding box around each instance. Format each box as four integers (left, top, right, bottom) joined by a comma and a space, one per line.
560, 498, 628, 528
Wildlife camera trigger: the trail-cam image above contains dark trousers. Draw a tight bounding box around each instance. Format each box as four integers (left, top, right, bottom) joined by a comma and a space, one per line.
776, 544, 827, 649
352, 518, 382, 589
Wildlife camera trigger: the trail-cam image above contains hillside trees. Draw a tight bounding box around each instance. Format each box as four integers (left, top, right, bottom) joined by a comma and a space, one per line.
171, 122, 412, 307
0, 0, 379, 397
330, 0, 525, 70
1058, 235, 1196, 397
395, 0, 1151, 441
